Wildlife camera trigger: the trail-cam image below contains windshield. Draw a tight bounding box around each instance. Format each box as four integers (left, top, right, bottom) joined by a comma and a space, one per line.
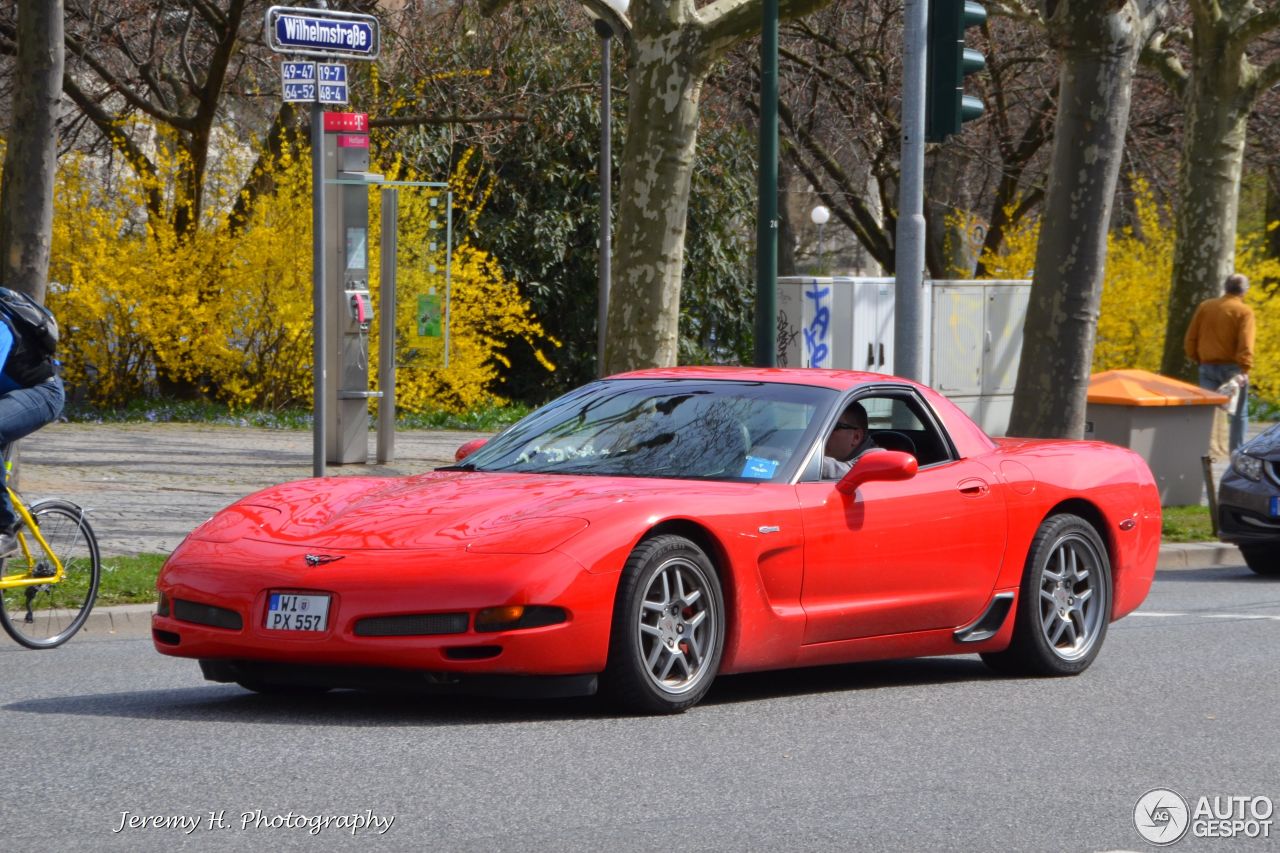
455, 379, 836, 482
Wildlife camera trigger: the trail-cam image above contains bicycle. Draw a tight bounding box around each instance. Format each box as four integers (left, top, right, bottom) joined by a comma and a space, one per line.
0, 456, 101, 649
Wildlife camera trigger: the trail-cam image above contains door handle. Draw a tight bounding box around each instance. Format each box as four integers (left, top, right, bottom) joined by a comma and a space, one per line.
958, 478, 989, 497
867, 343, 875, 367
878, 343, 885, 366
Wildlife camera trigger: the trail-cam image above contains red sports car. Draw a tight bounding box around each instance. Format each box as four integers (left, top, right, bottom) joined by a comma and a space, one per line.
153, 368, 1161, 713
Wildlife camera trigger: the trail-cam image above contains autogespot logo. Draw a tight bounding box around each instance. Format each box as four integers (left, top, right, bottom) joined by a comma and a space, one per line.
1135, 788, 1191, 845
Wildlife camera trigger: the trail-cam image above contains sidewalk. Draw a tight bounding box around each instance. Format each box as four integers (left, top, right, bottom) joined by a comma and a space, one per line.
22, 421, 475, 556
15, 420, 1244, 639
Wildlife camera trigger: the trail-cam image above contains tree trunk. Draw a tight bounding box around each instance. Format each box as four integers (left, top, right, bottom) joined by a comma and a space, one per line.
1159, 10, 1250, 380
0, 0, 63, 302
603, 28, 709, 373
1008, 2, 1144, 439
1268, 160, 1280, 267
475, 0, 834, 373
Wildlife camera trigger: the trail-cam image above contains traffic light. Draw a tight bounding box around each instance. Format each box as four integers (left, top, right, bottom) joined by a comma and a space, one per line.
925, 0, 987, 143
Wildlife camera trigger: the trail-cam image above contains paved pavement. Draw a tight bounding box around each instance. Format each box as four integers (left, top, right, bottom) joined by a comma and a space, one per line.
21, 421, 475, 556
11, 420, 1246, 639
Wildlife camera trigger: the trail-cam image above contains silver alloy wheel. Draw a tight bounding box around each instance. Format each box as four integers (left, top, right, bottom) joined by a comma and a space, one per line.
1036, 530, 1106, 661
636, 556, 719, 695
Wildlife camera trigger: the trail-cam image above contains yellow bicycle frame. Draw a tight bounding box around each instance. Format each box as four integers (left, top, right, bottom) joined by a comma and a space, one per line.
0, 487, 65, 589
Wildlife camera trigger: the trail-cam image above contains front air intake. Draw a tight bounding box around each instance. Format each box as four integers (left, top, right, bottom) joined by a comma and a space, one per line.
354, 613, 469, 637
173, 599, 243, 631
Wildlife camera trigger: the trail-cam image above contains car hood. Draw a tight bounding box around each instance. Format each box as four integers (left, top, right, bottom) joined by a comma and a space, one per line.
1241, 422, 1280, 460
189, 471, 725, 554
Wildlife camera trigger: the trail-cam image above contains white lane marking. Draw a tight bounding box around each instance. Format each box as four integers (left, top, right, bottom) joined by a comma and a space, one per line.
1134, 610, 1280, 621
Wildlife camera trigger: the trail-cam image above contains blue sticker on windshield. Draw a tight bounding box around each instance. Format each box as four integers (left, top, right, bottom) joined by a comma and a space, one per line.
741, 456, 779, 479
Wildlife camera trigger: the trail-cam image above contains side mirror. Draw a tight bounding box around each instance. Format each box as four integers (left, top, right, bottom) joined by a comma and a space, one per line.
455, 437, 488, 461
836, 450, 917, 495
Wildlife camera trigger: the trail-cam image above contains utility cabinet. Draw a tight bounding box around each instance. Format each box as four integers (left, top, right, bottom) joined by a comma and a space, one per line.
777, 277, 898, 372
776, 276, 1031, 435
930, 281, 1030, 435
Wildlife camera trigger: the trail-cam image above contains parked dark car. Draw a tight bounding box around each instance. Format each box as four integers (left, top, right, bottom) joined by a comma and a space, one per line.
1218, 423, 1280, 575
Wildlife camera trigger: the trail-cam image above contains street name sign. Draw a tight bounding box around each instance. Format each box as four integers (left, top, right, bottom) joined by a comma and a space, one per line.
266, 6, 380, 60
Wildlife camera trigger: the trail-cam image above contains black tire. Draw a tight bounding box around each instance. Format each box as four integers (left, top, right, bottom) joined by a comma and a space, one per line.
0, 500, 101, 649
1239, 545, 1280, 576
603, 535, 725, 714
981, 514, 1110, 677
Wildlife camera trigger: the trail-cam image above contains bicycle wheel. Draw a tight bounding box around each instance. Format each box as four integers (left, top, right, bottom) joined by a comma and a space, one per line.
0, 499, 101, 649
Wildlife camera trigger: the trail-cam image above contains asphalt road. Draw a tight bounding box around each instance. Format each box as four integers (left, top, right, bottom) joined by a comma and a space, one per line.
1, 563, 1276, 852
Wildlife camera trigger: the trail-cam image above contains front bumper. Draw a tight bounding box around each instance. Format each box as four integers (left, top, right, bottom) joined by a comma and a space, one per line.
152, 538, 618, 678
1217, 471, 1280, 547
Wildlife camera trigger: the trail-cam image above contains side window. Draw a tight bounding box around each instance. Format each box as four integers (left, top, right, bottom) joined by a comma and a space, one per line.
804, 390, 955, 482
861, 394, 954, 467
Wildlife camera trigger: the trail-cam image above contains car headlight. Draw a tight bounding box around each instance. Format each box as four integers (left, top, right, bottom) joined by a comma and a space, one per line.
1231, 451, 1264, 482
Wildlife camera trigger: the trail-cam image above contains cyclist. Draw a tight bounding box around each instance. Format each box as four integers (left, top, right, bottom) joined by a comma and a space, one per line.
0, 290, 64, 556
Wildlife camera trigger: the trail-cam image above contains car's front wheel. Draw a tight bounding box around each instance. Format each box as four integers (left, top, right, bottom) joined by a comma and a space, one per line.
1239, 544, 1280, 576
982, 513, 1111, 677
603, 535, 725, 714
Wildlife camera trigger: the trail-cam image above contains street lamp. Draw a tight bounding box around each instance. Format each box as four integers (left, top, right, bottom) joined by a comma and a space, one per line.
810, 204, 830, 273
586, 0, 631, 377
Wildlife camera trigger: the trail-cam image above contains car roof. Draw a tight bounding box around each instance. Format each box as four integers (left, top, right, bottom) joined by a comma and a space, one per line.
608, 366, 997, 457
610, 366, 909, 391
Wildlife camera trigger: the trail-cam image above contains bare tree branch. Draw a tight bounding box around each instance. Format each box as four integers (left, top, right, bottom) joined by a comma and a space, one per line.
64, 29, 193, 129
1140, 30, 1189, 97
371, 111, 529, 128
1232, 4, 1280, 52
60, 72, 164, 221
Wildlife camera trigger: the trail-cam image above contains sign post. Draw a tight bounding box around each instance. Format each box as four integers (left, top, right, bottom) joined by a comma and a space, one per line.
266, 6, 380, 476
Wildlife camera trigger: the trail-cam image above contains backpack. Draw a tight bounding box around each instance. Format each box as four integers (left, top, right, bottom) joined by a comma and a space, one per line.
0, 286, 59, 386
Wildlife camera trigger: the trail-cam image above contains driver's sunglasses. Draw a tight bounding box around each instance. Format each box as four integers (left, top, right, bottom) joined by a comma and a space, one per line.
834, 422, 863, 432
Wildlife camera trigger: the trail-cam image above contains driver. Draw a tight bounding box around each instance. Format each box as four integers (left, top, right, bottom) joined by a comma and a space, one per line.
821, 401, 877, 479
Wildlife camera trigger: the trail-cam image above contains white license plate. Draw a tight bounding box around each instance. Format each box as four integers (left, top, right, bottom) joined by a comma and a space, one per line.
265, 593, 330, 632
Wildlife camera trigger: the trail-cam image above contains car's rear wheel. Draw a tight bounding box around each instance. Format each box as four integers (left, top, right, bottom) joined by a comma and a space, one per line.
981, 514, 1110, 677
1239, 545, 1280, 576
603, 535, 725, 714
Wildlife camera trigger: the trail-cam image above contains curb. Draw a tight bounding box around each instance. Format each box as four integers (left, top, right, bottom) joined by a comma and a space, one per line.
1157, 541, 1243, 571
71, 541, 1241, 640
78, 603, 154, 639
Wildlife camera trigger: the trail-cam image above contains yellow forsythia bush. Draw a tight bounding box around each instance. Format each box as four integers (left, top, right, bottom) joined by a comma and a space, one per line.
977, 183, 1280, 403
36, 125, 554, 413
367, 150, 558, 413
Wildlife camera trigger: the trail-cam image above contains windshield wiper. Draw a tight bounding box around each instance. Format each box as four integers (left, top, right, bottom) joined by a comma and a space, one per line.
435, 463, 477, 472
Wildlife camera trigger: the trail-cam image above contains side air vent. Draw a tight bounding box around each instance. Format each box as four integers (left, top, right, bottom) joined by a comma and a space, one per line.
953, 593, 1014, 644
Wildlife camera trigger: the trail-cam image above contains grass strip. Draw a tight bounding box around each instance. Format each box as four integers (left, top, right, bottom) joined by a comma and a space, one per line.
1160, 504, 1215, 543
96, 553, 166, 606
